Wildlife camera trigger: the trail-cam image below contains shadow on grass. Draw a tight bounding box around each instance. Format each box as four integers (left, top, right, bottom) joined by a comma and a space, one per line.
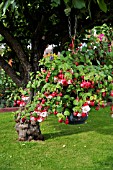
95, 156, 113, 169
43, 107, 113, 140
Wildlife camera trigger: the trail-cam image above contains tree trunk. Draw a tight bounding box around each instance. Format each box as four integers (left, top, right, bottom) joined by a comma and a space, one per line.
15, 120, 44, 141
0, 22, 32, 87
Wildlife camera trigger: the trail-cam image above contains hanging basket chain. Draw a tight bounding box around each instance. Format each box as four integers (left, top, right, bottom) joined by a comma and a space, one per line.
68, 15, 72, 39
68, 15, 77, 39
68, 14, 77, 51
74, 15, 77, 39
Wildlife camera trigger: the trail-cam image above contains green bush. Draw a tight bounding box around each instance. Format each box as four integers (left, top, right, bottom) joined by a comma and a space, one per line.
0, 68, 17, 107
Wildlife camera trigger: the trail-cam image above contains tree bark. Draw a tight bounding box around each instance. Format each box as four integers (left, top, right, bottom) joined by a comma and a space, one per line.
0, 56, 22, 87
0, 22, 32, 87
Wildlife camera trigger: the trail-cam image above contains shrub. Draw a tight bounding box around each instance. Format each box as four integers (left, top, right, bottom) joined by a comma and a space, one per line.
0, 68, 18, 108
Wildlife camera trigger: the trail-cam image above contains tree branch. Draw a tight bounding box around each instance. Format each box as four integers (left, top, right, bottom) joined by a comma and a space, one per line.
0, 55, 22, 87
0, 22, 31, 71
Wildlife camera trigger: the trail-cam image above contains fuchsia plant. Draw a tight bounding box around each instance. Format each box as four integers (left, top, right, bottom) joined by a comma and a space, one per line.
14, 33, 113, 125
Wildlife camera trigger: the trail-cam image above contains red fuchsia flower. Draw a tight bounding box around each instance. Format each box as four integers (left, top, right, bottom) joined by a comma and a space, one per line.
51, 91, 57, 97
81, 76, 84, 80
45, 76, 49, 82
58, 92, 63, 97
95, 106, 100, 110
30, 116, 37, 122
13, 101, 17, 106
75, 62, 79, 66
65, 117, 69, 124
110, 105, 113, 111
69, 43, 73, 48
21, 117, 26, 123
58, 119, 63, 123
73, 111, 79, 116
44, 92, 49, 97
60, 79, 68, 86
102, 92, 106, 97
46, 71, 51, 82
41, 99, 46, 104
17, 100, 21, 105
98, 34, 104, 41
101, 102, 106, 108
89, 101, 95, 107
58, 73, 64, 79
81, 113, 87, 118
80, 81, 91, 89
20, 101, 26, 107
54, 111, 58, 115
37, 117, 44, 122
110, 90, 113, 97
78, 43, 82, 47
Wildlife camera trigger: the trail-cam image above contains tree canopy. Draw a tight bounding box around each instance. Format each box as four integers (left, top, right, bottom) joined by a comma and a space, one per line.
0, 0, 112, 87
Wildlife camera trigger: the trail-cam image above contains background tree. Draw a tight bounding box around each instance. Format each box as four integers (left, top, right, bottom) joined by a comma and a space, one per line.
0, 0, 112, 89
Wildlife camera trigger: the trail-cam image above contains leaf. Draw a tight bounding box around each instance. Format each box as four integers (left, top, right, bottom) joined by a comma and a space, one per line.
108, 75, 112, 82
0, 80, 2, 84
3, 0, 15, 15
57, 106, 63, 112
64, 110, 70, 116
72, 0, 86, 9
73, 100, 79, 105
64, 95, 70, 99
97, 0, 107, 13
64, 7, 71, 16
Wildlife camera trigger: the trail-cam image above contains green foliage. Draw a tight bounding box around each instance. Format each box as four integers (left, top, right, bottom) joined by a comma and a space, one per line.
15, 27, 113, 124
97, 0, 107, 13
72, 0, 86, 9
0, 68, 18, 107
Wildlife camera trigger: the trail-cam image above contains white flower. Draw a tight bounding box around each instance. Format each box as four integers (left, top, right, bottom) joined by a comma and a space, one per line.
67, 80, 72, 84
37, 117, 44, 122
77, 113, 82, 117
40, 111, 48, 117
82, 105, 90, 113
54, 76, 58, 83
22, 96, 29, 101
46, 95, 53, 99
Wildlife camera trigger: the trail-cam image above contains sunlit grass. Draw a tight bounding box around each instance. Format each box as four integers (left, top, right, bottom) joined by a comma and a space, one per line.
0, 107, 113, 170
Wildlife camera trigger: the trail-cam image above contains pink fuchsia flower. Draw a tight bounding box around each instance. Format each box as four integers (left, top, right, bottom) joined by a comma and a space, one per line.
19, 101, 26, 107
98, 34, 104, 41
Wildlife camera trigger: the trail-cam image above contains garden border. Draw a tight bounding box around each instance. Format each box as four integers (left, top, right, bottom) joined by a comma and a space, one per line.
0, 107, 19, 113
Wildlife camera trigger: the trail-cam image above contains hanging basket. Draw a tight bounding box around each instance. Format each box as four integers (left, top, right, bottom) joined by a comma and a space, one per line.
68, 113, 88, 125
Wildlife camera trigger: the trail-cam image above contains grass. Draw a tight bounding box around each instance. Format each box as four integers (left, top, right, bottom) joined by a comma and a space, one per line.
0, 107, 113, 170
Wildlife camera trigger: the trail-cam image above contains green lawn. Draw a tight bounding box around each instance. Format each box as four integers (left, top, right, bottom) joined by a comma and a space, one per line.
0, 107, 113, 170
